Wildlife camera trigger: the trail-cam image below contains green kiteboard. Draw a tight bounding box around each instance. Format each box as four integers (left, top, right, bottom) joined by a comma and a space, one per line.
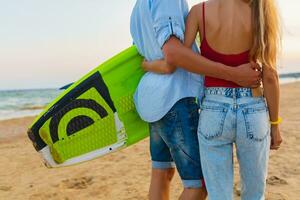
27, 46, 149, 168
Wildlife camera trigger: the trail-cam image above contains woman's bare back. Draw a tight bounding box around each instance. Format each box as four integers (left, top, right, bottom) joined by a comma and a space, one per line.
197, 0, 253, 55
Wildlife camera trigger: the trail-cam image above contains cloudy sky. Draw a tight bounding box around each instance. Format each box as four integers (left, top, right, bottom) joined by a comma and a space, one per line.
0, 0, 299, 90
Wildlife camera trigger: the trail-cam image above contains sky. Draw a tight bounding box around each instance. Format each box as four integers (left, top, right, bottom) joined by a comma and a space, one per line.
0, 0, 299, 90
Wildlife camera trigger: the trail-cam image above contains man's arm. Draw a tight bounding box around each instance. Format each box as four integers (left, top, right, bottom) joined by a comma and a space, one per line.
163, 37, 261, 87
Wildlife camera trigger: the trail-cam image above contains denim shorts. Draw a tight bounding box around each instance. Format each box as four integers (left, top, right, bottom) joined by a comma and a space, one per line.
149, 97, 204, 188
198, 88, 270, 200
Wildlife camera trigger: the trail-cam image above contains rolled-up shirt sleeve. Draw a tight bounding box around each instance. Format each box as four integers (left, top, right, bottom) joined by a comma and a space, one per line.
150, 0, 187, 48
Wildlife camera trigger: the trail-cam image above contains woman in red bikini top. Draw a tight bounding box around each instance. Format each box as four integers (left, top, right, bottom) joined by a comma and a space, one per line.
186, 1, 281, 199
143, 0, 282, 199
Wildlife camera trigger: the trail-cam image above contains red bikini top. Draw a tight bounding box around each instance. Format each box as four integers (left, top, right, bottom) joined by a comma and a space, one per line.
200, 2, 250, 88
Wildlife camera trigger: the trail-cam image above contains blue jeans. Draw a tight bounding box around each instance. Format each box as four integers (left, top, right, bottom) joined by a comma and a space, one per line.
198, 88, 271, 200
150, 97, 204, 188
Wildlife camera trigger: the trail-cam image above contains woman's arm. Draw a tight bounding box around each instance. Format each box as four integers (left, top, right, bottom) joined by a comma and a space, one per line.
262, 65, 282, 150
141, 5, 200, 74
142, 5, 199, 74
184, 5, 200, 48
141, 59, 175, 74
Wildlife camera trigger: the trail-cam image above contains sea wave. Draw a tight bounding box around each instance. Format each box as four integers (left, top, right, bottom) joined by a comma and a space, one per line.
0, 88, 60, 121
19, 105, 46, 111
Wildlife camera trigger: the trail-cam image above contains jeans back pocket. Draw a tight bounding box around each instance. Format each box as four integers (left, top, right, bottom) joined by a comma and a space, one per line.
198, 101, 228, 140
242, 104, 270, 142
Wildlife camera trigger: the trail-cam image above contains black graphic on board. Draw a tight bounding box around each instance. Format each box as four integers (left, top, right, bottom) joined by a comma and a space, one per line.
49, 99, 108, 143
28, 72, 116, 151
67, 115, 94, 135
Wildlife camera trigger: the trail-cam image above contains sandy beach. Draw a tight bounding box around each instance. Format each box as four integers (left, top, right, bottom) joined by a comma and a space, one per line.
0, 82, 299, 200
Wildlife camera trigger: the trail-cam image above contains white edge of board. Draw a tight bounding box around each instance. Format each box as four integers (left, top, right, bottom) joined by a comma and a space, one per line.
39, 141, 126, 168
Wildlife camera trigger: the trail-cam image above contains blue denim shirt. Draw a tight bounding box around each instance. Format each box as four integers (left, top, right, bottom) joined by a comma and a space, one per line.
130, 0, 204, 122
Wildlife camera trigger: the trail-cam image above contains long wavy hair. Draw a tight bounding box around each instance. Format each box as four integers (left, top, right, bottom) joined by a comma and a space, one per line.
246, 0, 281, 69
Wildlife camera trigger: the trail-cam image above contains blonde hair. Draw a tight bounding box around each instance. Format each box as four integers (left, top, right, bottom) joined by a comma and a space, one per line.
247, 0, 281, 69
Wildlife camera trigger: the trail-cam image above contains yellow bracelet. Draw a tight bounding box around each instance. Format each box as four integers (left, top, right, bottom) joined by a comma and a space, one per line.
270, 117, 282, 125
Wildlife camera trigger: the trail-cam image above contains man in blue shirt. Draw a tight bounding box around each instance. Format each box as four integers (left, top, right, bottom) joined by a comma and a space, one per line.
130, 0, 261, 199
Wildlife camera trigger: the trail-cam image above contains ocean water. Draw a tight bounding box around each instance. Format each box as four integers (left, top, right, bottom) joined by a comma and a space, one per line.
0, 89, 61, 120
0, 72, 299, 121
279, 72, 300, 84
